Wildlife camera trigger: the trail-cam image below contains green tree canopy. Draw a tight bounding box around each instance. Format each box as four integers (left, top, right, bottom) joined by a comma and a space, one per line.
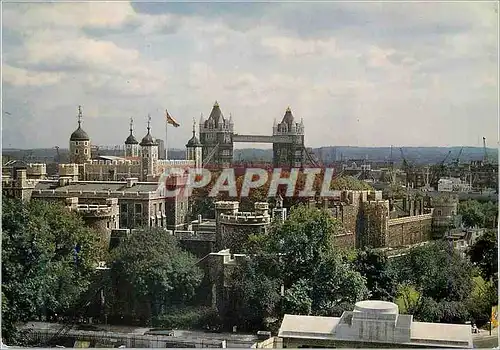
468, 229, 498, 283
2, 197, 105, 344
353, 249, 398, 301
110, 228, 203, 322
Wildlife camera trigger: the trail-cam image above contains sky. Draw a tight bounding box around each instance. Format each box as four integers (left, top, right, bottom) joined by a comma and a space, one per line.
2, 1, 498, 150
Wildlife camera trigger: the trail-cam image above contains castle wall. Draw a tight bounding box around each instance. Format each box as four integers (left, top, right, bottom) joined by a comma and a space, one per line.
387, 214, 433, 248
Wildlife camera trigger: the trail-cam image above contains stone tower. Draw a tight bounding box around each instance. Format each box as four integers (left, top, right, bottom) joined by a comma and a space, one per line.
273, 107, 305, 168
69, 105, 91, 164
139, 115, 159, 180
186, 118, 203, 169
199, 101, 234, 168
125, 117, 140, 157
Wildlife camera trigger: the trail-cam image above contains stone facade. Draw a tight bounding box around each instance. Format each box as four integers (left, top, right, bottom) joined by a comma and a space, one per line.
215, 201, 271, 251
272, 107, 305, 168
65, 197, 119, 244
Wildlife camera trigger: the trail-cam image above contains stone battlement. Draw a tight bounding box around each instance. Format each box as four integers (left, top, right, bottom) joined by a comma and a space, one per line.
215, 201, 240, 210
26, 163, 47, 175
219, 213, 271, 225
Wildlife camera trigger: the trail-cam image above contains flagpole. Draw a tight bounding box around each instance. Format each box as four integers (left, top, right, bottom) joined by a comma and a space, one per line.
165, 111, 168, 160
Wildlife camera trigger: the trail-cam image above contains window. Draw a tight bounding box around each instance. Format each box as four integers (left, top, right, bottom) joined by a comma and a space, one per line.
159, 203, 163, 213
153, 203, 157, 214
84, 149, 88, 154
135, 203, 142, 214
75, 149, 79, 154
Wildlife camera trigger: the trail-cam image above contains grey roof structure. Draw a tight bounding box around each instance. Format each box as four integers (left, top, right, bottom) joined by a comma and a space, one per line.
205, 101, 225, 127
125, 117, 138, 145
280, 107, 295, 128
186, 120, 202, 147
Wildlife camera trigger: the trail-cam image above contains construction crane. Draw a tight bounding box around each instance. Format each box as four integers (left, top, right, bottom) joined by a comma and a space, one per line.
54, 146, 60, 164
483, 137, 488, 163
453, 147, 464, 167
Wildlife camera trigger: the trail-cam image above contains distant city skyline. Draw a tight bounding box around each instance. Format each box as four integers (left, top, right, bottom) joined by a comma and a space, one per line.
2, 2, 498, 149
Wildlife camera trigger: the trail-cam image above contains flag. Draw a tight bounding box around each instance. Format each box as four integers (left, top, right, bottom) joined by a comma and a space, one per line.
491, 305, 498, 328
165, 110, 180, 127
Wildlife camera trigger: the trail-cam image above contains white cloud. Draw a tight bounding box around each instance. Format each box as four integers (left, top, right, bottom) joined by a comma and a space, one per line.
2, 1, 498, 149
2, 65, 64, 87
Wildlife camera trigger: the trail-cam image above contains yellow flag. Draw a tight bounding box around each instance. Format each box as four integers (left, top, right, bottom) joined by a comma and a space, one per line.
491, 305, 498, 328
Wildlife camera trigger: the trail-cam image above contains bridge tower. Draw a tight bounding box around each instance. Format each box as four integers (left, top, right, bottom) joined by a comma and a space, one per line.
273, 107, 305, 168
199, 101, 234, 168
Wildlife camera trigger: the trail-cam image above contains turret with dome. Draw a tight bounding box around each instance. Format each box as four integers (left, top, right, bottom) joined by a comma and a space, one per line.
125, 117, 140, 157
186, 118, 203, 169
140, 115, 159, 179
69, 105, 91, 164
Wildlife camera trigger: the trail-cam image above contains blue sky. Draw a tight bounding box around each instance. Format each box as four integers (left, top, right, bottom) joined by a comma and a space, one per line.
2, 1, 498, 149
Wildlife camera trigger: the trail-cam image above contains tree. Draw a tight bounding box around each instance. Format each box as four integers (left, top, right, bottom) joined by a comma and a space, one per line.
353, 249, 398, 301
269, 205, 369, 316
2, 197, 105, 344
110, 228, 203, 322
468, 229, 498, 283
230, 256, 282, 330
459, 200, 485, 228
390, 241, 475, 324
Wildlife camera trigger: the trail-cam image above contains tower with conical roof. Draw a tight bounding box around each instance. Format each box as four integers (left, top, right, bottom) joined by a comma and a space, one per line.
186, 118, 203, 169
272, 106, 305, 168
140, 115, 159, 180
125, 117, 140, 157
69, 105, 91, 164
199, 101, 234, 167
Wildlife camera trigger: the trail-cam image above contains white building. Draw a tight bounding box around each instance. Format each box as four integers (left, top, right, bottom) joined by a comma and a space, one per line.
438, 177, 471, 193
277, 300, 472, 348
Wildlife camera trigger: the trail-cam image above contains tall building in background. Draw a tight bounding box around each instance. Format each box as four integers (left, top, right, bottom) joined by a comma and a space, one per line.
157, 139, 166, 160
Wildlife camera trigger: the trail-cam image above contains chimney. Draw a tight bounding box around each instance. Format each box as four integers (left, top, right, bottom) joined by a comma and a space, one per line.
126, 177, 138, 188
198, 214, 202, 224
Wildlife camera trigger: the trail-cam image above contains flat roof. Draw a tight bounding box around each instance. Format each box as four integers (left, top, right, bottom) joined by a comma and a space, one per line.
33, 180, 161, 194
278, 314, 472, 348
411, 321, 472, 344
278, 315, 340, 338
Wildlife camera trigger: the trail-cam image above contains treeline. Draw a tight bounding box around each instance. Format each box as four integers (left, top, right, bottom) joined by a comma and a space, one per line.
2, 197, 497, 345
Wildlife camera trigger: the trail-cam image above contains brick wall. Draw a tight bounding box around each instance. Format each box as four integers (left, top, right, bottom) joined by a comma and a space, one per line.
387, 214, 432, 248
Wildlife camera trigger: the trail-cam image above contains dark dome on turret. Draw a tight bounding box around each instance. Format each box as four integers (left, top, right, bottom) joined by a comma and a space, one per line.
125, 134, 138, 145
140, 132, 157, 146
70, 106, 90, 141
70, 126, 89, 141
125, 117, 138, 145
186, 134, 202, 148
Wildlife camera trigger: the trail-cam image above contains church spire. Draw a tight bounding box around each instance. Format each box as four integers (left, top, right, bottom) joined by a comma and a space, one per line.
147, 114, 151, 134
129, 117, 134, 135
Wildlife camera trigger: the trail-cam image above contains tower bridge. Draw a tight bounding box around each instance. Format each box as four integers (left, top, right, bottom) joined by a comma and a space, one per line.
200, 102, 317, 168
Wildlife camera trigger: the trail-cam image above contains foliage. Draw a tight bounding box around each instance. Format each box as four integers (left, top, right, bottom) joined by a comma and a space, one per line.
268, 206, 368, 315
282, 279, 312, 315
459, 199, 498, 229
110, 228, 203, 321
465, 276, 498, 327
1, 197, 105, 344
152, 306, 219, 330
394, 284, 421, 314
468, 229, 498, 282
353, 249, 398, 301
391, 241, 474, 302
